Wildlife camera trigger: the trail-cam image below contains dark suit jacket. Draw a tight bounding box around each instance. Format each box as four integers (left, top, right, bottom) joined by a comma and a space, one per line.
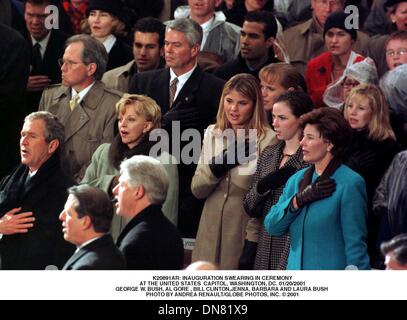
129, 66, 225, 238
0, 23, 30, 179
63, 234, 126, 270
26, 29, 69, 114
214, 53, 280, 81
116, 204, 184, 270
106, 39, 133, 72
0, 154, 75, 270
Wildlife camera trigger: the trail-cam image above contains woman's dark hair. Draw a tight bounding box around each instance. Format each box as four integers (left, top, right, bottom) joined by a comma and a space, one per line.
274, 91, 313, 118
381, 234, 407, 265
299, 108, 352, 157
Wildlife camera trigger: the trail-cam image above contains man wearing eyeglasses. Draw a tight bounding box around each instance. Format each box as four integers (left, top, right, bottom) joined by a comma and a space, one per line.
23, 0, 69, 114
282, 0, 370, 75
39, 34, 122, 183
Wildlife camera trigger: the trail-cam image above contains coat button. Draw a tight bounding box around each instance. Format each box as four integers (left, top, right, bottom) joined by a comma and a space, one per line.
224, 194, 227, 198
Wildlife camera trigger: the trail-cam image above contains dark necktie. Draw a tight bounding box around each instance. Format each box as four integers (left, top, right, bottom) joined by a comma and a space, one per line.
169, 77, 178, 108
32, 42, 44, 75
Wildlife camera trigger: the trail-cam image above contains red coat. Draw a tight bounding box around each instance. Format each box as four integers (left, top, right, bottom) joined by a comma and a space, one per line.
305, 51, 364, 108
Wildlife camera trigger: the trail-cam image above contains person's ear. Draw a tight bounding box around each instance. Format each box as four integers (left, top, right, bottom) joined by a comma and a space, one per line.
390, 12, 396, 24
190, 43, 200, 58
87, 62, 97, 77
327, 142, 334, 153
143, 121, 153, 133
47, 139, 60, 155
134, 185, 145, 199
266, 36, 275, 49
82, 215, 93, 231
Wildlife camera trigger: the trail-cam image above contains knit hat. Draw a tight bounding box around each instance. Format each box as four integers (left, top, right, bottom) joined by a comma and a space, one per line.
384, 0, 406, 11
86, 0, 124, 22
323, 11, 357, 41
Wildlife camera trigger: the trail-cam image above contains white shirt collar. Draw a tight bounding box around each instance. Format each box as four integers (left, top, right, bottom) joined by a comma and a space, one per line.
169, 64, 197, 100
28, 170, 38, 178
31, 31, 51, 58
102, 34, 117, 54
199, 16, 214, 49
71, 82, 96, 103
75, 235, 103, 254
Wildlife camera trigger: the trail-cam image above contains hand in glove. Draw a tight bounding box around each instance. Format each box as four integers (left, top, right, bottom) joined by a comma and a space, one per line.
257, 166, 297, 195
162, 107, 201, 131
238, 240, 258, 270
209, 138, 256, 178
295, 178, 336, 208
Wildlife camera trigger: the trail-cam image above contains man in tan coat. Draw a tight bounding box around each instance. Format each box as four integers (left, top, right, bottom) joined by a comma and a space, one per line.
283, 0, 370, 75
102, 17, 166, 93
39, 34, 122, 182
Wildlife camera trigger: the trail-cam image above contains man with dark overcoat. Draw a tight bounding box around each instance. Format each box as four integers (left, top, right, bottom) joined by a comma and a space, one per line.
129, 18, 225, 238
0, 111, 75, 269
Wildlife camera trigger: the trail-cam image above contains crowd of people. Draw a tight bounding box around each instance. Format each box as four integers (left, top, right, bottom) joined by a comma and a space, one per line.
0, 0, 407, 271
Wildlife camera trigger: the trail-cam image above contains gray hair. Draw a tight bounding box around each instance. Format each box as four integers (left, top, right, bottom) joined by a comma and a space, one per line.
24, 111, 65, 144
120, 155, 169, 205
65, 34, 108, 80
166, 18, 202, 47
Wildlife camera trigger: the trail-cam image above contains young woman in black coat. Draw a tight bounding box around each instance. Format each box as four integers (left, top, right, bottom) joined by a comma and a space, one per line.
82, 0, 133, 71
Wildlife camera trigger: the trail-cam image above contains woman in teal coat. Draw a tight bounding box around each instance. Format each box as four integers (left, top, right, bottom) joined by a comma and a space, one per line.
265, 108, 370, 270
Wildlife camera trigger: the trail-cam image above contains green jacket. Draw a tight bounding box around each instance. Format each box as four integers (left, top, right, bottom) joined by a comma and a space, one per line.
81, 143, 179, 241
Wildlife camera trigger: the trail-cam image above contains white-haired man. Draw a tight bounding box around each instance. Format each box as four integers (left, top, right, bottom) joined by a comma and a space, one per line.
113, 155, 184, 270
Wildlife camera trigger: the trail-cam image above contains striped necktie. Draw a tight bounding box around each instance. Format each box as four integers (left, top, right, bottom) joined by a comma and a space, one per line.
169, 77, 178, 108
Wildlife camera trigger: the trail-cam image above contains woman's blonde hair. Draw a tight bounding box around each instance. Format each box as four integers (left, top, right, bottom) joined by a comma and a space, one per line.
215, 73, 270, 137
259, 63, 307, 92
81, 11, 127, 38
116, 94, 161, 130
344, 84, 396, 141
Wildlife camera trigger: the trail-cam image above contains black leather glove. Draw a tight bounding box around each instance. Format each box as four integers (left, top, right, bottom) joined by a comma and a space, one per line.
162, 107, 201, 130
345, 150, 376, 173
238, 240, 258, 270
209, 138, 256, 178
296, 178, 336, 207
257, 166, 297, 195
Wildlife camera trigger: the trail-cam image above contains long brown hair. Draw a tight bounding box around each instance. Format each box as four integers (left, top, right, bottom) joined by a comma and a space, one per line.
214, 73, 270, 137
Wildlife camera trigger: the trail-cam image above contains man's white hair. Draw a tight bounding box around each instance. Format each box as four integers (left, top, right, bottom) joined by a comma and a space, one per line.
120, 155, 169, 205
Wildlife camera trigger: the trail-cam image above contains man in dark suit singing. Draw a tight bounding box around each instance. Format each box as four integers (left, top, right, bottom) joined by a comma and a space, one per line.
129, 18, 225, 238
113, 155, 184, 270
60, 184, 126, 270
0, 111, 75, 269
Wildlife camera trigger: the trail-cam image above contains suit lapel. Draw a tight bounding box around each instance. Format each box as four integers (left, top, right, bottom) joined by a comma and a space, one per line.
152, 69, 171, 114
171, 66, 202, 109
48, 85, 72, 124
64, 81, 105, 142
62, 235, 111, 270
62, 247, 88, 270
